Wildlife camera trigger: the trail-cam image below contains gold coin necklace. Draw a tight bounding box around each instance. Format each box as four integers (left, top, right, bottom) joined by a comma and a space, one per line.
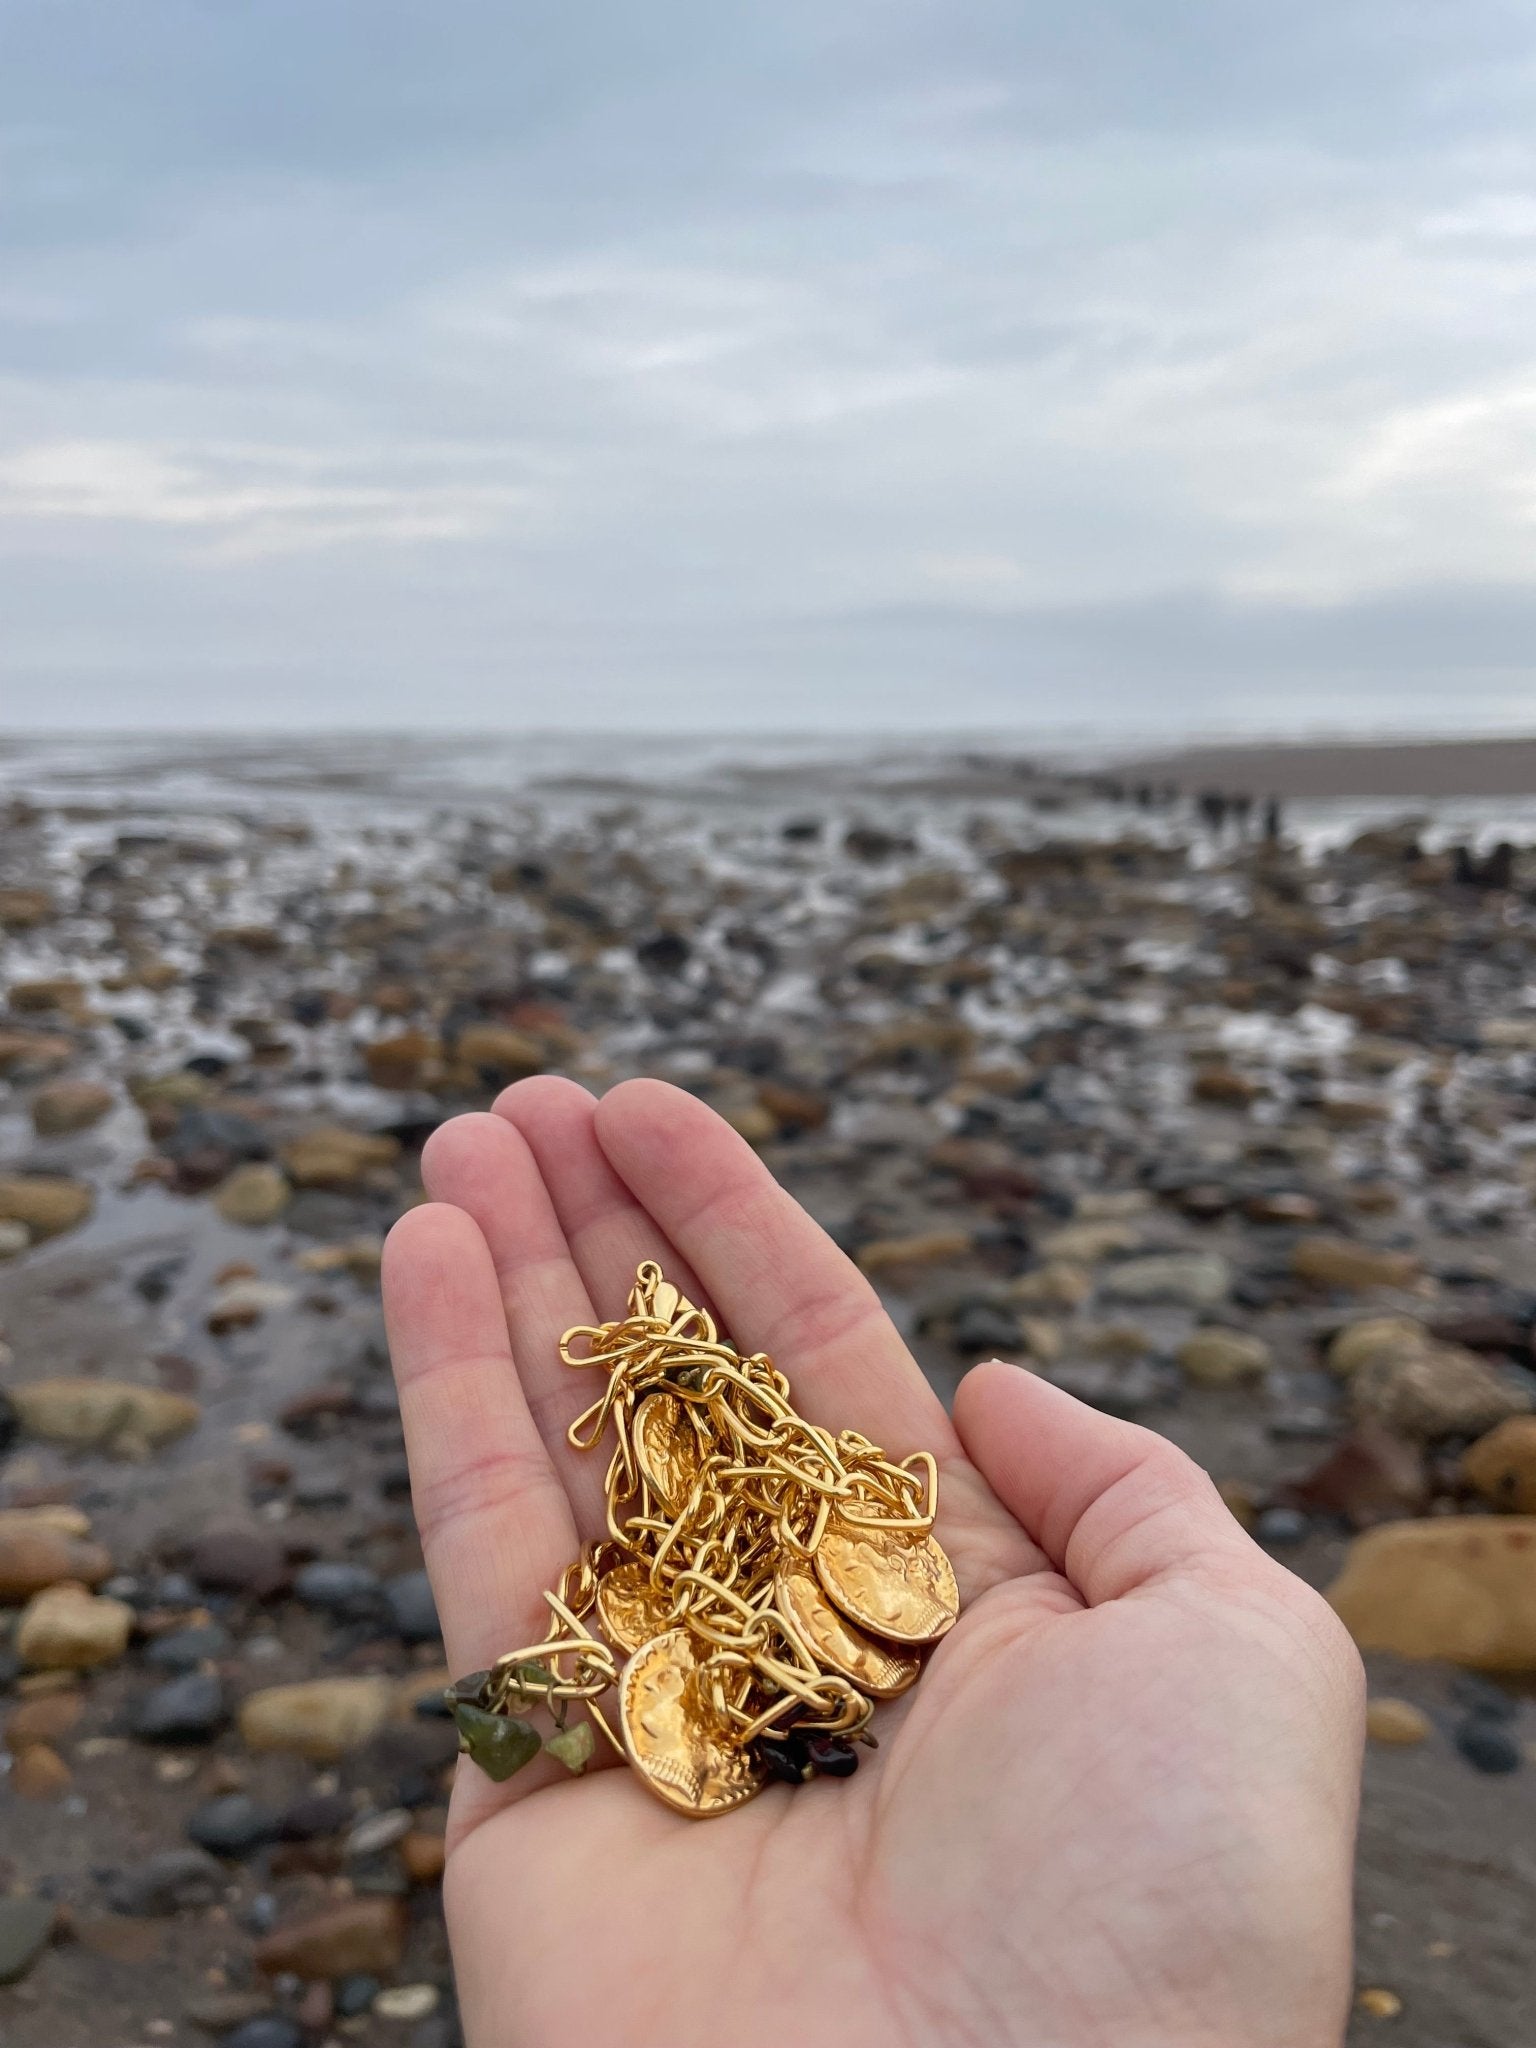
446, 1262, 960, 1818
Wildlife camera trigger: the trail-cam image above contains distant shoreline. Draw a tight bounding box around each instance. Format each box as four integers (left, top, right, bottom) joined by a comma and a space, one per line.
1116, 735, 1536, 800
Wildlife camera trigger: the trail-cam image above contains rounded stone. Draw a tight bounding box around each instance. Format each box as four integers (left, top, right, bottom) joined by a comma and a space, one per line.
221, 2020, 306, 2048
334, 1973, 382, 2017
1254, 1506, 1309, 1548
1175, 1328, 1272, 1387
104, 1847, 223, 1916
1365, 1698, 1431, 1747
132, 1671, 227, 1743
294, 1561, 385, 1618
17, 1584, 134, 1669
146, 1622, 231, 1671
187, 1793, 280, 1858
0, 1896, 56, 1984
1460, 1415, 1536, 1514
276, 1788, 354, 1841
373, 1983, 441, 2021
344, 1807, 414, 1860
1454, 1714, 1522, 1775
384, 1570, 439, 1645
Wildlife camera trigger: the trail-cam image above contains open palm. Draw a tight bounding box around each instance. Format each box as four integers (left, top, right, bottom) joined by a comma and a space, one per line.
382, 1078, 1364, 2048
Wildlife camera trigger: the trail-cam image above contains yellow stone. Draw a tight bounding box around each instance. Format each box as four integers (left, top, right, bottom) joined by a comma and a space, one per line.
1328, 1517, 1536, 1671
17, 1584, 134, 1669
1010, 1262, 1093, 1309
1326, 1316, 1428, 1377
1365, 1698, 1431, 1746
1356, 1987, 1403, 2020
238, 1677, 397, 1760
1293, 1237, 1420, 1292
1036, 1220, 1143, 1264
1176, 1328, 1272, 1386
1460, 1416, 1536, 1515
857, 1229, 972, 1274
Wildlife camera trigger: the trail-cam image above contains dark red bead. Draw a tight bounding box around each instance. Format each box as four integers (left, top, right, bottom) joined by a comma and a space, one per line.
755, 1735, 810, 1784
805, 1735, 859, 1778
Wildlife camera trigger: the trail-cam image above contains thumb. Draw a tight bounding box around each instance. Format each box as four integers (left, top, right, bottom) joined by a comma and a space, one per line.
953, 1359, 1257, 1605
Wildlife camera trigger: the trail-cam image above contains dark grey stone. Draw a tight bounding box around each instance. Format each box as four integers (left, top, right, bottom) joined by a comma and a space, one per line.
1454, 1714, 1522, 1775
294, 1560, 385, 1618
334, 1974, 381, 2017
187, 1794, 280, 1858
291, 1474, 350, 1508
0, 1896, 55, 1984
132, 1671, 227, 1742
105, 1848, 223, 1916
950, 1301, 1025, 1354
148, 1623, 231, 1671
275, 1789, 353, 1841
221, 2019, 305, 2048
151, 1571, 201, 1607
385, 1569, 439, 1644
163, 1106, 270, 1167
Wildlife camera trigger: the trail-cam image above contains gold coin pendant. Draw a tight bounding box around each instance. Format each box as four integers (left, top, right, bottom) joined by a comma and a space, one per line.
815, 1515, 960, 1644
633, 1391, 703, 1513
776, 1558, 921, 1697
619, 1628, 765, 1817
596, 1561, 677, 1656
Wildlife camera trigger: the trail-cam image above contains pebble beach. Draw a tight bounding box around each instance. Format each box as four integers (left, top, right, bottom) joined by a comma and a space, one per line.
2, 731, 1535, 2048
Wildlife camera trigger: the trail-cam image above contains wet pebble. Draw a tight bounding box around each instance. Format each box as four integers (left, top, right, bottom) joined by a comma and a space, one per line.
1448, 1673, 1518, 1721
186, 1527, 290, 1598
291, 1474, 351, 1508
254, 1896, 406, 1979
277, 1787, 354, 1840
17, 1583, 133, 1669
1366, 1698, 1431, 1746
1100, 1252, 1232, 1308
221, 2019, 305, 2048
187, 1793, 281, 1858
385, 1569, 439, 1644
151, 1571, 201, 1607
146, 1622, 231, 1671
0, 1895, 56, 1984
1046, 1357, 1170, 1420
949, 1300, 1025, 1354
182, 1990, 275, 2034
240, 1675, 396, 1759
1253, 1506, 1309, 1547
131, 1671, 227, 1742
294, 1560, 386, 1618
345, 1806, 414, 1859
1454, 1714, 1522, 1775
105, 1847, 223, 1915
375, 1983, 441, 2021
335, 1973, 383, 2017
409, 2020, 461, 2048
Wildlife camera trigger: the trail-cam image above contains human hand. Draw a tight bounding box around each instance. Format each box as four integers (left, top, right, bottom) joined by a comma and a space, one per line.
382, 1078, 1364, 2048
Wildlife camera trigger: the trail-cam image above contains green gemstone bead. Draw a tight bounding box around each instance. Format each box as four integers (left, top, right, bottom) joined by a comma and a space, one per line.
544, 1719, 595, 1773
453, 1702, 543, 1783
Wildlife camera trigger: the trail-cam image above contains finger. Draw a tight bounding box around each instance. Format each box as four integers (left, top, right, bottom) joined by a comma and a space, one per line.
491, 1075, 712, 1322
381, 1203, 577, 1673
953, 1359, 1259, 1604
593, 1078, 954, 1456
419, 1112, 608, 1535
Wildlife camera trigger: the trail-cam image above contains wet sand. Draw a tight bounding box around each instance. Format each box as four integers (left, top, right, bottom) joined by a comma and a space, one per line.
1121, 734, 1536, 801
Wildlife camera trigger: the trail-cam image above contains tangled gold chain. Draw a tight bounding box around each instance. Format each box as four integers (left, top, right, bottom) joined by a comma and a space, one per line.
448, 1262, 959, 1815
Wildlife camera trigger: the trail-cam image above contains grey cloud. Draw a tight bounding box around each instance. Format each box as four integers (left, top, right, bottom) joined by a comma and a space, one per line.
3, 1, 1536, 729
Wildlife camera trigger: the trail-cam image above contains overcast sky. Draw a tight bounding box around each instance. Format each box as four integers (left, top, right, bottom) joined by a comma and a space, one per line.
5, 2, 1536, 735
